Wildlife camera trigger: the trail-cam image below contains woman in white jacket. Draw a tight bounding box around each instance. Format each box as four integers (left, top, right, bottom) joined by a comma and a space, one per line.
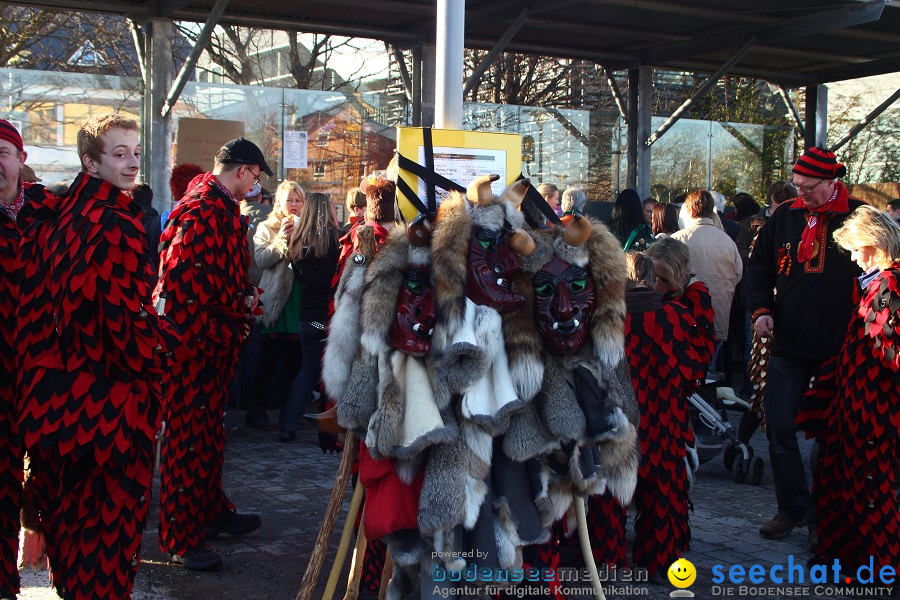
245, 180, 305, 428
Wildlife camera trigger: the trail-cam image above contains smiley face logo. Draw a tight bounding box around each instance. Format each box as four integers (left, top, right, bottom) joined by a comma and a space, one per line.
667, 558, 696, 588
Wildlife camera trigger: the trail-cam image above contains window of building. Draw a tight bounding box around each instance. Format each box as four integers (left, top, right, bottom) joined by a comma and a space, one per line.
317, 133, 329, 147
314, 164, 326, 178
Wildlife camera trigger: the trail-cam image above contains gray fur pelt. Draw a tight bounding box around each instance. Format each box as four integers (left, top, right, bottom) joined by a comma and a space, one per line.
336, 350, 378, 433
323, 252, 367, 403
431, 192, 472, 341
359, 227, 414, 357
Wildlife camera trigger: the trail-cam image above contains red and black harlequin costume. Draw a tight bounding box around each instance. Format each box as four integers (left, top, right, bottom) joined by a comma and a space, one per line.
0, 178, 52, 600
625, 281, 714, 577
796, 264, 900, 574
153, 172, 255, 558
16, 172, 175, 600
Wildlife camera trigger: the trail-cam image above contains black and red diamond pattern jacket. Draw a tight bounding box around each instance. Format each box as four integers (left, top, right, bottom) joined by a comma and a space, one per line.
16, 172, 175, 463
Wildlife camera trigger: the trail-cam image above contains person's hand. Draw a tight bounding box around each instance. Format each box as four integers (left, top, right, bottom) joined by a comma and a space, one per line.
753, 315, 774, 337
280, 215, 295, 240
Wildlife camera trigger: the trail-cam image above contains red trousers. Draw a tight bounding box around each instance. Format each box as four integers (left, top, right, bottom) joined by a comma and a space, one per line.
158, 362, 234, 555
32, 446, 152, 600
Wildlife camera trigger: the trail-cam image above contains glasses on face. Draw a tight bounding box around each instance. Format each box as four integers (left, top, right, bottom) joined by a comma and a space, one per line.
790, 178, 826, 195
246, 166, 261, 185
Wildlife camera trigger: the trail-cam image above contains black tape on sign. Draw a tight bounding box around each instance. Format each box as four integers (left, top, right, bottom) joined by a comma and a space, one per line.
423, 127, 437, 215
517, 174, 562, 227
395, 175, 430, 222
396, 153, 466, 196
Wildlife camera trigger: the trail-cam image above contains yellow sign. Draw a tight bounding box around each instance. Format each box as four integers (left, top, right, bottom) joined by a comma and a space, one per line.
395, 127, 522, 221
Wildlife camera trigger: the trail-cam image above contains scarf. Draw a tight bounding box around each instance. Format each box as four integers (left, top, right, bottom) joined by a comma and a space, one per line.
791, 181, 849, 263
0, 179, 25, 220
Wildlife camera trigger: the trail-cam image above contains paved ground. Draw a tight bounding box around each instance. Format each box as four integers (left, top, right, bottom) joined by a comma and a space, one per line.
19, 408, 891, 600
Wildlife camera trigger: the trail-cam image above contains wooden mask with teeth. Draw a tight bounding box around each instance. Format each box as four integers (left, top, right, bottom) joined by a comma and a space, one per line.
387, 218, 435, 356
532, 215, 597, 355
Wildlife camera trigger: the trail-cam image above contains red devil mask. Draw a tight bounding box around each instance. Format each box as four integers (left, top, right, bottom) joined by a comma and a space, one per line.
388, 265, 436, 357
533, 257, 596, 355
466, 226, 526, 312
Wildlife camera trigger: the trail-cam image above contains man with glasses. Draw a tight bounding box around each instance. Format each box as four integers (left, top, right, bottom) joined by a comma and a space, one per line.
153, 137, 273, 570
746, 147, 863, 546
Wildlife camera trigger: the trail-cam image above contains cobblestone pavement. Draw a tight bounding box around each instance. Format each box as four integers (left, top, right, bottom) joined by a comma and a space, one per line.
19, 408, 890, 600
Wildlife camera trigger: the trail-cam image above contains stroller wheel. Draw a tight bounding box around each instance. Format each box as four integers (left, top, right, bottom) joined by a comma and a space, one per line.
749, 455, 764, 485
732, 456, 747, 484
724, 441, 737, 471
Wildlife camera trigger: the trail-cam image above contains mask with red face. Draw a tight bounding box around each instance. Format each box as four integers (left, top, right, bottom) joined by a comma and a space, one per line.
533, 257, 596, 355
466, 226, 526, 312
388, 266, 436, 357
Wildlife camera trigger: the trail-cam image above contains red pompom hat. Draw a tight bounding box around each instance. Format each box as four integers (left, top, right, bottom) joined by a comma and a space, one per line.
792, 146, 847, 180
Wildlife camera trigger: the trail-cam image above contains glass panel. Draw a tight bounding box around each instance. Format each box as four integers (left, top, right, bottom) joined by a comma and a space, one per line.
647, 116, 710, 204
710, 120, 793, 201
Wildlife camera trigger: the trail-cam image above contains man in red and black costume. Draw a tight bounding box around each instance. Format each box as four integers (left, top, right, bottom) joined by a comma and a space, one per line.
16, 113, 175, 599
0, 119, 53, 600
747, 147, 863, 543
153, 138, 270, 570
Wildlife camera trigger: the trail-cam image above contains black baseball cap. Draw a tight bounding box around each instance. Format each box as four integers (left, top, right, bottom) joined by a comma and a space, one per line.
215, 137, 273, 177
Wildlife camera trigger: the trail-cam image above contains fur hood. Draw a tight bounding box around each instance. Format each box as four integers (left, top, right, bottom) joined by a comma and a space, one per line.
430, 186, 543, 402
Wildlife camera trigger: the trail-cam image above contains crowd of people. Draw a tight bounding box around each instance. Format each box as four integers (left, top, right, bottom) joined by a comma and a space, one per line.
0, 111, 897, 600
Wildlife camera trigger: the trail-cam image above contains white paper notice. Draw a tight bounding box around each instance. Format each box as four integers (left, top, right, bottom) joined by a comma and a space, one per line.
283, 131, 308, 169
417, 146, 506, 205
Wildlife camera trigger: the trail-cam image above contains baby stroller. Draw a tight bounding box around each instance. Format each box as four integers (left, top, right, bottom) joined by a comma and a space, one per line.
688, 373, 765, 485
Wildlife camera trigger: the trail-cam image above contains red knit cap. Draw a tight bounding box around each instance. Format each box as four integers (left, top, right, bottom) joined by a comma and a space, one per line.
0, 119, 23, 152
792, 146, 846, 180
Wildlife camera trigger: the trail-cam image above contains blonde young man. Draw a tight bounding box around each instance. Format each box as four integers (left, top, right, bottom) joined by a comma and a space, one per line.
17, 114, 175, 599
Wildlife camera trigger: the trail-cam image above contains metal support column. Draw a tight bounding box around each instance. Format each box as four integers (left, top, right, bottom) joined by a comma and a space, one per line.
636, 67, 652, 199
161, 0, 229, 118
435, 0, 464, 129
605, 69, 628, 125
412, 46, 423, 127
804, 84, 828, 150
626, 69, 638, 190
776, 85, 805, 137
645, 36, 756, 148
421, 45, 436, 127
142, 18, 174, 213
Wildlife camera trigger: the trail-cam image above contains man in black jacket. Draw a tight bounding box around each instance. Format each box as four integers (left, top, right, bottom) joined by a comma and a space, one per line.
746, 147, 862, 544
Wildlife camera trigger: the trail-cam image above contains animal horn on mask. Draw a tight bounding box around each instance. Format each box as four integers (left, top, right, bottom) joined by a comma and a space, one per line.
407, 214, 432, 247
497, 178, 536, 257
467, 174, 499, 207
564, 213, 592, 247
498, 178, 529, 209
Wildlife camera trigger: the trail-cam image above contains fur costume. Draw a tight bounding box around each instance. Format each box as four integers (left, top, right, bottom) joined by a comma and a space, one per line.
501, 218, 639, 526
325, 227, 376, 413
415, 178, 575, 593
357, 225, 455, 459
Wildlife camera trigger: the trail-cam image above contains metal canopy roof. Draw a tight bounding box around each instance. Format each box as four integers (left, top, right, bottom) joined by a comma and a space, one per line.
13, 0, 900, 85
